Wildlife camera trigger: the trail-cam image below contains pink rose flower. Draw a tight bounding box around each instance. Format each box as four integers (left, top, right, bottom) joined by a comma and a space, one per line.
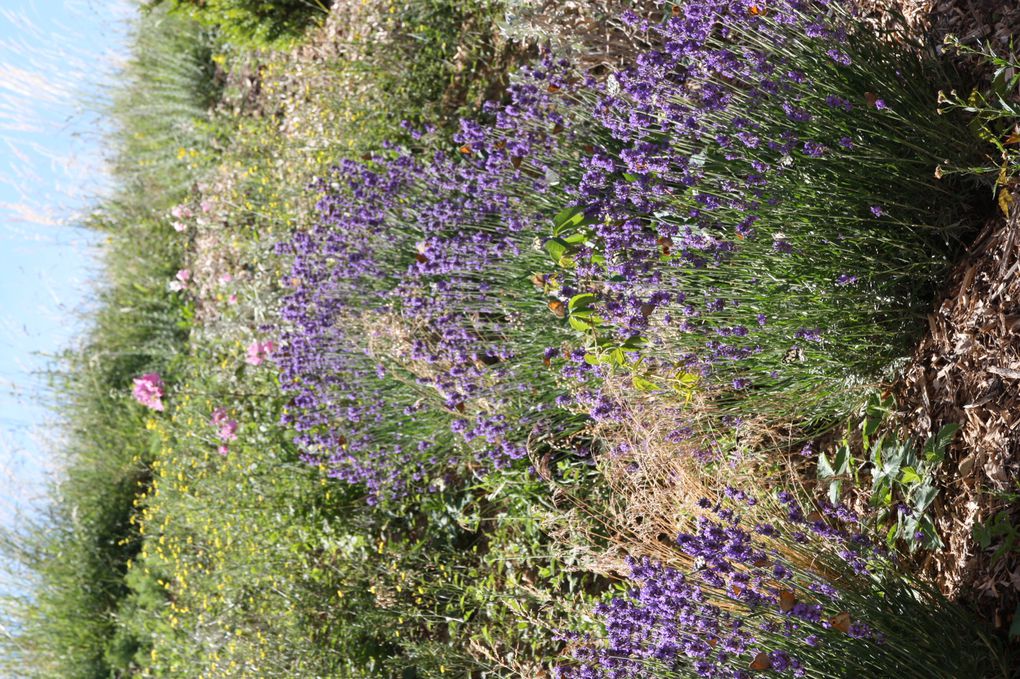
245, 340, 277, 366
211, 407, 238, 442
170, 204, 192, 220
132, 373, 165, 411
169, 269, 191, 292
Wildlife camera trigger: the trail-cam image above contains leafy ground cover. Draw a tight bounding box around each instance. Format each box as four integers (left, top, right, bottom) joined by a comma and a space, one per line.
2, 0, 1019, 677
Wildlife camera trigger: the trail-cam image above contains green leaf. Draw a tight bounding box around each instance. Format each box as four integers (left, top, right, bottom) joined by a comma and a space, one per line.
828, 479, 841, 505
882, 443, 906, 476
569, 315, 595, 332
552, 205, 583, 232
621, 335, 645, 350
862, 392, 893, 442
817, 452, 835, 480
551, 205, 596, 236
632, 375, 659, 391
676, 371, 699, 387
913, 484, 938, 513
568, 293, 596, 312
886, 523, 899, 549
833, 443, 851, 476
924, 422, 960, 461
899, 466, 922, 485
543, 237, 570, 262
973, 521, 993, 549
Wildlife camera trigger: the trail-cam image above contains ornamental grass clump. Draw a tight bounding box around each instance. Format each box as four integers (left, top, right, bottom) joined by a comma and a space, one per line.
560, 490, 1015, 678
532, 0, 987, 428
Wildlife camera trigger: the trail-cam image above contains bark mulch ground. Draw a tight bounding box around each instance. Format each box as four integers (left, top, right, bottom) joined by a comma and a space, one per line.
897, 203, 1020, 634
856, 0, 1020, 635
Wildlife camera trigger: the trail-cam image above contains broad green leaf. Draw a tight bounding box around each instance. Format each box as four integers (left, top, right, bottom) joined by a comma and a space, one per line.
569, 315, 595, 332
551, 205, 596, 236
913, 484, 938, 512
924, 422, 960, 461
544, 237, 570, 262
833, 443, 851, 476
621, 334, 646, 350
899, 466, 921, 485
569, 293, 596, 312
552, 205, 583, 233
632, 375, 659, 391
828, 479, 840, 505
817, 452, 835, 480
886, 523, 898, 549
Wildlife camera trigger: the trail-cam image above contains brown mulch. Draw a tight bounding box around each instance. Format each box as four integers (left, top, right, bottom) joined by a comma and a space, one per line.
857, 0, 1020, 50
833, 0, 1020, 633
896, 202, 1020, 632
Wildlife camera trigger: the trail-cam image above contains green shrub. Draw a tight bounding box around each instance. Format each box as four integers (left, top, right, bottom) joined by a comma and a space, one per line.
148, 0, 331, 48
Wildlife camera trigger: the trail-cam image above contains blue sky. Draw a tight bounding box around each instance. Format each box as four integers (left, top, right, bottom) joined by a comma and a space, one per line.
0, 1, 130, 526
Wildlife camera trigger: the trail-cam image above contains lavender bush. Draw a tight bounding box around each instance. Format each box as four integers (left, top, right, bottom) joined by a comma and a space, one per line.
275, 0, 987, 498
560, 490, 1014, 678
275, 75, 589, 501
526, 0, 985, 428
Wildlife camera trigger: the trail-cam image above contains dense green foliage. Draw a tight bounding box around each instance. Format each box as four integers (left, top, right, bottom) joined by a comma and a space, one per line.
147, 0, 330, 48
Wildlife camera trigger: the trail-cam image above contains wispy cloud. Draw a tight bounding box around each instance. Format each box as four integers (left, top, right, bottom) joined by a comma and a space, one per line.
0, 201, 61, 226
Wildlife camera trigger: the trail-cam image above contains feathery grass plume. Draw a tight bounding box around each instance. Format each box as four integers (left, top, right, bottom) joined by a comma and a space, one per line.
107, 5, 223, 203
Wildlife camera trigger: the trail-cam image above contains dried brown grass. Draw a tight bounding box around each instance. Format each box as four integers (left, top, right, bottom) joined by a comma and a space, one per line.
536, 372, 826, 586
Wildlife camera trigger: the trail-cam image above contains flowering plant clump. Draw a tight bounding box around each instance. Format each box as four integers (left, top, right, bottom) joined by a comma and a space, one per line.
275, 0, 985, 497
273, 57, 594, 501
132, 373, 166, 411
526, 0, 984, 428
559, 490, 1013, 678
